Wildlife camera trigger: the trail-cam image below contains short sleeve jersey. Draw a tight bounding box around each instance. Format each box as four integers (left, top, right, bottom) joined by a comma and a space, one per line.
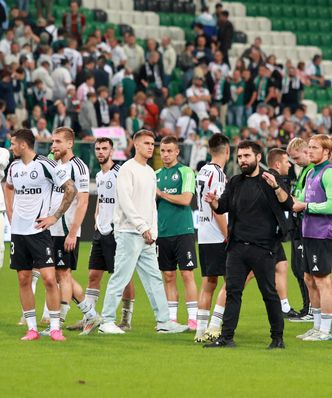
196, 163, 227, 244
96, 163, 120, 235
7, 155, 70, 235
156, 163, 195, 237
49, 156, 89, 237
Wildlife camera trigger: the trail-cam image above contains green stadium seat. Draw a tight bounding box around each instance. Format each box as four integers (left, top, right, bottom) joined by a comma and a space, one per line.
326, 88, 332, 100
269, 5, 283, 18
185, 29, 196, 42
283, 20, 296, 31
245, 4, 258, 16
225, 126, 240, 139
309, 8, 319, 19
304, 86, 316, 100
258, 4, 269, 17
308, 33, 321, 46
272, 19, 284, 31
56, 0, 69, 6
80, 8, 94, 22
168, 81, 180, 96
172, 68, 183, 81
307, 20, 321, 32
323, 47, 332, 60
318, 8, 328, 19
294, 8, 306, 19
172, 14, 185, 27
315, 89, 328, 102
320, 21, 331, 32
320, 34, 332, 47
281, 5, 295, 17
159, 13, 172, 26
295, 20, 307, 32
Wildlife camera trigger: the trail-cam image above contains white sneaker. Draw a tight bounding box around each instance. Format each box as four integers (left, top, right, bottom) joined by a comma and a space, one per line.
79, 314, 101, 336
98, 322, 125, 335
303, 330, 332, 341
156, 320, 189, 334
296, 328, 319, 339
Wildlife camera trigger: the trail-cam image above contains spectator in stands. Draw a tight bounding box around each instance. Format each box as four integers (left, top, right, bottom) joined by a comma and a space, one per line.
64, 36, 83, 81
195, 6, 216, 39
316, 106, 332, 134
247, 47, 265, 80
305, 54, 326, 88
109, 38, 127, 72
53, 100, 72, 130
247, 102, 270, 134
176, 105, 197, 141
62, 1, 86, 46
36, 0, 53, 20
78, 91, 98, 136
208, 50, 230, 78
93, 55, 112, 91
94, 86, 111, 128
209, 105, 223, 132
121, 67, 137, 111
213, 3, 223, 23
241, 37, 266, 62
281, 65, 303, 113
75, 56, 95, 87
51, 57, 72, 101
278, 120, 295, 145
145, 38, 161, 60
227, 69, 245, 127
198, 116, 214, 143
28, 105, 43, 128
33, 117, 51, 141
159, 95, 183, 132
160, 36, 177, 87
276, 106, 292, 127
0, 100, 8, 142
17, 25, 40, 52
178, 42, 196, 89
208, 69, 230, 128
186, 75, 211, 122
297, 61, 311, 87
123, 33, 145, 75
193, 23, 211, 48
77, 73, 95, 103
4, 41, 20, 66
64, 84, 80, 130
125, 104, 143, 137
0, 69, 21, 114
254, 64, 270, 107
31, 59, 54, 101
243, 69, 257, 122
291, 105, 312, 137
143, 91, 159, 130
216, 10, 233, 65
138, 51, 164, 93
193, 35, 213, 65
0, 28, 14, 56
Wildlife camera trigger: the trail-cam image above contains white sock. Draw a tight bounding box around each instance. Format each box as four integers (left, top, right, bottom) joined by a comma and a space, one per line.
281, 298, 291, 313
186, 301, 198, 321
23, 309, 37, 331
49, 310, 60, 331
42, 301, 50, 320
31, 270, 40, 295
209, 304, 224, 329
320, 313, 332, 334
168, 301, 178, 321
197, 309, 210, 333
77, 298, 96, 320
121, 299, 135, 326
60, 302, 71, 324
312, 307, 321, 330
85, 288, 100, 308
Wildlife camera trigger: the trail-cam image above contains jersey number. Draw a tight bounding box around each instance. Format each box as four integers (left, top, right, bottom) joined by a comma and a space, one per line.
10, 242, 14, 255
197, 180, 205, 212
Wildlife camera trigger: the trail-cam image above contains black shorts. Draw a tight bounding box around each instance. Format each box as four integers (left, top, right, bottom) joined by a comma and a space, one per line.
157, 234, 197, 272
199, 242, 227, 277
10, 231, 55, 271
53, 236, 80, 271
303, 237, 332, 276
274, 241, 287, 263
88, 230, 116, 273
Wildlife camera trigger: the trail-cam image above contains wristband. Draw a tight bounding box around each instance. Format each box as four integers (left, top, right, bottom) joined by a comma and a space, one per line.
272, 185, 280, 191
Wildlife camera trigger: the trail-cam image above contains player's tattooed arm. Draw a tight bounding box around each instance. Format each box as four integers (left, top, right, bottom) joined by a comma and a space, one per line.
36, 179, 77, 230
54, 179, 77, 220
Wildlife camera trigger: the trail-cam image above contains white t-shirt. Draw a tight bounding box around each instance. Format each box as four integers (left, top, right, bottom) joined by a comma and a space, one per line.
7, 155, 70, 235
176, 115, 197, 139
196, 163, 227, 244
96, 163, 120, 235
247, 113, 270, 131
49, 156, 89, 237
64, 47, 83, 80
186, 85, 210, 117
208, 62, 230, 78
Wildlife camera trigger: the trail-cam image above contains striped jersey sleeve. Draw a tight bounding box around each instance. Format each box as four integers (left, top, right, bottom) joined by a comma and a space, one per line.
37, 155, 70, 187
71, 156, 89, 192
210, 164, 226, 197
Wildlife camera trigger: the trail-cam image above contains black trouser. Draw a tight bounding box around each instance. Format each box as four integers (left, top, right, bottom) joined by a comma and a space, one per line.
291, 235, 310, 313
222, 242, 284, 340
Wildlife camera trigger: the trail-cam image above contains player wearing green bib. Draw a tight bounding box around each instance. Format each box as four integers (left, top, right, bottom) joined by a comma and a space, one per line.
287, 138, 314, 321
156, 136, 198, 330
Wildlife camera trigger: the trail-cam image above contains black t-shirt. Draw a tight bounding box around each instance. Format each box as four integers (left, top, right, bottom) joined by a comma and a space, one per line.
232, 175, 278, 250
243, 79, 256, 105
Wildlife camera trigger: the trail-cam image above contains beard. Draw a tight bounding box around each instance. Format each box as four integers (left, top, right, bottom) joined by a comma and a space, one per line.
53, 150, 66, 161
98, 155, 110, 165
240, 160, 257, 176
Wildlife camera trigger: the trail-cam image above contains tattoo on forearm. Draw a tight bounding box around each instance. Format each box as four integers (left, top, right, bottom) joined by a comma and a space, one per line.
54, 180, 77, 220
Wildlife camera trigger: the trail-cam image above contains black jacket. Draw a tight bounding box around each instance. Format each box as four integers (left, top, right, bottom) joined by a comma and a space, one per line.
215, 171, 294, 243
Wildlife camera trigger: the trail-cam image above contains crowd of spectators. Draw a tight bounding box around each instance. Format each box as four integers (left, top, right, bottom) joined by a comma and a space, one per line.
0, 1, 331, 170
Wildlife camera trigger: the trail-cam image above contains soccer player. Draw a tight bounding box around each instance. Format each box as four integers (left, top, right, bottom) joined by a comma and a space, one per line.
293, 134, 332, 341
0, 147, 10, 269
195, 134, 229, 342
156, 136, 198, 330
86, 137, 135, 330
267, 148, 300, 319
99, 130, 188, 334
4, 128, 76, 341
41, 127, 100, 336
287, 138, 314, 321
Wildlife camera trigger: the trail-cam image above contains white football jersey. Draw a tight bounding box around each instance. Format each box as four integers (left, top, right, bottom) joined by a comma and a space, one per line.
49, 156, 89, 237
196, 163, 227, 244
7, 155, 70, 235
96, 163, 120, 235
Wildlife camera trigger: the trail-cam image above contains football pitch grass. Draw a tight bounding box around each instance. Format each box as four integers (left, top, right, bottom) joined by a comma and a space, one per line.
0, 242, 332, 398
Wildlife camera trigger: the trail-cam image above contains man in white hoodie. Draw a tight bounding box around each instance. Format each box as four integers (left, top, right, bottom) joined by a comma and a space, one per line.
99, 130, 188, 334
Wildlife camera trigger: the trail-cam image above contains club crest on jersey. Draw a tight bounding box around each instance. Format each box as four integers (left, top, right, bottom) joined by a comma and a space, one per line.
30, 171, 38, 179
106, 181, 112, 189
171, 173, 179, 181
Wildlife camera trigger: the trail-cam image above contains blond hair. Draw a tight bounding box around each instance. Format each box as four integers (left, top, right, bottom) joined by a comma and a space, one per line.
286, 137, 308, 154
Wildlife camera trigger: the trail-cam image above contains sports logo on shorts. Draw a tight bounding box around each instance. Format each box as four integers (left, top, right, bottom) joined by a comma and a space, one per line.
106, 181, 113, 189
58, 249, 63, 258
186, 260, 194, 267
30, 171, 38, 179
187, 251, 192, 260
171, 173, 179, 181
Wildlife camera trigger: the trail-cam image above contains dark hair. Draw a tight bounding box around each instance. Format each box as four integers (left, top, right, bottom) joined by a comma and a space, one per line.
97, 86, 109, 95
267, 148, 287, 168
133, 129, 155, 141
95, 137, 114, 147
208, 133, 229, 154
160, 135, 178, 146
12, 128, 35, 149
221, 10, 229, 17
237, 140, 262, 155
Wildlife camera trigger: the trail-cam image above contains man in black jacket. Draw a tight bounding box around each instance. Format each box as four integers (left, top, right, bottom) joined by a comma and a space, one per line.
204, 140, 293, 349
216, 11, 233, 66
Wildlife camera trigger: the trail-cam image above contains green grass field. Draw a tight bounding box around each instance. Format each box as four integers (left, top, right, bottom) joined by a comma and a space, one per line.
0, 242, 332, 398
